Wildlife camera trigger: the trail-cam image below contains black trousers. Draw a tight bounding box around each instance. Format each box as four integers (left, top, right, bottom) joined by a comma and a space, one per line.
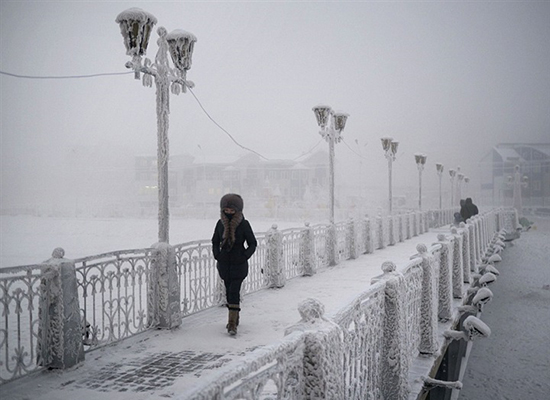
224, 278, 244, 305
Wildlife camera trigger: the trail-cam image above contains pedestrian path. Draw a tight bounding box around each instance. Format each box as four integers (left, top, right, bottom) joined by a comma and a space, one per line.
1, 229, 445, 400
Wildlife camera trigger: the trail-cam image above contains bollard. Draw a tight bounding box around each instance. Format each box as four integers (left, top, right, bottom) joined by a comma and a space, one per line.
37, 248, 85, 369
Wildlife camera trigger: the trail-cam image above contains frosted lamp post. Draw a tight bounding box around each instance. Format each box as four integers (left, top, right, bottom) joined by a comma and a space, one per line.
449, 168, 456, 207
312, 105, 349, 225
436, 163, 444, 210
414, 154, 427, 210
507, 165, 528, 217
457, 172, 464, 202
381, 137, 399, 214
116, 8, 197, 243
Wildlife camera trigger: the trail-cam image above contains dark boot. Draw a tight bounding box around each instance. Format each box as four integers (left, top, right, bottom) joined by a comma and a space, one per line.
227, 304, 240, 335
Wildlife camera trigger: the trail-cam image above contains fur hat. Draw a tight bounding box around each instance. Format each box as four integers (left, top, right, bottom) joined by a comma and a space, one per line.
220, 193, 244, 212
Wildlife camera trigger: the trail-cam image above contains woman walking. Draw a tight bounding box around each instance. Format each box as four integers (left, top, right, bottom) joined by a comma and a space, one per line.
211, 193, 257, 335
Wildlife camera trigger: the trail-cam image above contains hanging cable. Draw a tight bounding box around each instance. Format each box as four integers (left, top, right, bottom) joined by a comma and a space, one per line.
0, 70, 134, 79
187, 87, 271, 161
341, 138, 369, 160
1, 68, 327, 162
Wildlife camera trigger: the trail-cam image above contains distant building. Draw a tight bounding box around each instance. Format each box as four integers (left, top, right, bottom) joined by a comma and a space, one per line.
479, 143, 550, 207
134, 151, 329, 215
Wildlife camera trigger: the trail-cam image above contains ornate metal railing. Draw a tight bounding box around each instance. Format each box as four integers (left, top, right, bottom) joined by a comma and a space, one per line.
184, 330, 306, 399
281, 227, 305, 279
244, 234, 268, 295
0, 264, 46, 383
332, 281, 386, 399
173, 240, 218, 316
402, 259, 423, 362
0, 206, 465, 385
74, 249, 153, 351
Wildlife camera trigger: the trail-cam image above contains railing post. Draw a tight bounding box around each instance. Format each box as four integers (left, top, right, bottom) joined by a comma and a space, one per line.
406, 211, 412, 240
265, 224, 286, 287
37, 248, 85, 369
148, 242, 182, 329
388, 215, 396, 246
285, 298, 344, 399
300, 222, 316, 276
412, 211, 418, 237
468, 220, 478, 274
371, 261, 410, 399
418, 212, 424, 235
398, 212, 404, 242
416, 244, 439, 355
363, 215, 374, 254
435, 235, 453, 322
346, 218, 358, 259
424, 211, 430, 232
459, 223, 471, 283
376, 213, 385, 250
327, 223, 338, 266
450, 228, 464, 299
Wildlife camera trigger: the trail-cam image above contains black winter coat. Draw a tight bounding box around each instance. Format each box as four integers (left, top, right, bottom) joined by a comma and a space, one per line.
211, 219, 257, 281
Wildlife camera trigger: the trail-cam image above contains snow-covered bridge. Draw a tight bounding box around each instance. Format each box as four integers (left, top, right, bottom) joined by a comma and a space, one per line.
0, 208, 519, 399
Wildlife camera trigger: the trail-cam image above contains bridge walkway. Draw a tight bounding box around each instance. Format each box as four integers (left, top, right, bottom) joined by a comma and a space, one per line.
2, 228, 445, 400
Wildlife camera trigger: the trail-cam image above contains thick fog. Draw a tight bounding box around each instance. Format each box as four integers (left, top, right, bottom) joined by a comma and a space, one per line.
1, 1, 549, 218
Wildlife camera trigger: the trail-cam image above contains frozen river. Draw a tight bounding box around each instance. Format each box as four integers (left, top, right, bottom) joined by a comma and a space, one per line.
1, 215, 313, 268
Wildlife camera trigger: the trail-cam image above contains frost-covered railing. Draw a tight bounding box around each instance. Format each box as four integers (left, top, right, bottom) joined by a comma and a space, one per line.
177, 208, 508, 400
74, 248, 154, 350
0, 264, 45, 383
0, 206, 459, 384
183, 330, 306, 400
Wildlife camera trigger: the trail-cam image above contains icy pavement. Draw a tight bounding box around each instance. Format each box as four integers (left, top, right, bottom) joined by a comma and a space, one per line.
459, 217, 550, 399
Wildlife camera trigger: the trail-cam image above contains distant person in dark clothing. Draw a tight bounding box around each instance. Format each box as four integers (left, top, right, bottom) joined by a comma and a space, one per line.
459, 199, 468, 222
211, 193, 257, 336
466, 198, 479, 218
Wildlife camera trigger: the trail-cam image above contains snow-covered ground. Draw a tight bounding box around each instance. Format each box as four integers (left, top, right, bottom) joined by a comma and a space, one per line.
459, 217, 550, 399
1, 215, 312, 268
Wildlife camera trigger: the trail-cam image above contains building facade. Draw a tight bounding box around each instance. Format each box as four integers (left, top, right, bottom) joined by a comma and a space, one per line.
479, 143, 550, 208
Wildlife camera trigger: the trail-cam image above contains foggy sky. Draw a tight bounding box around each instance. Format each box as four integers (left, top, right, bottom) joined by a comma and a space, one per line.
1, 0, 549, 210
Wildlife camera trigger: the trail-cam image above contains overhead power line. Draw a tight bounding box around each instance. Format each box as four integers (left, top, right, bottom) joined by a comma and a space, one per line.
0, 70, 134, 79
0, 68, 356, 163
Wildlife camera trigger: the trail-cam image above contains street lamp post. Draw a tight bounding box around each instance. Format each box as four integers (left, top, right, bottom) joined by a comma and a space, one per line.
116, 8, 197, 244
508, 165, 528, 217
436, 163, 444, 226
464, 176, 470, 198
457, 171, 465, 202
381, 137, 399, 214
312, 105, 349, 225
414, 154, 427, 210
449, 168, 457, 207
436, 163, 444, 210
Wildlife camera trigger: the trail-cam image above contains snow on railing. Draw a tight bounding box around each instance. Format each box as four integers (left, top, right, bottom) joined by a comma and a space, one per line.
183, 330, 306, 400
0, 206, 466, 384
173, 208, 509, 399
75, 248, 154, 349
